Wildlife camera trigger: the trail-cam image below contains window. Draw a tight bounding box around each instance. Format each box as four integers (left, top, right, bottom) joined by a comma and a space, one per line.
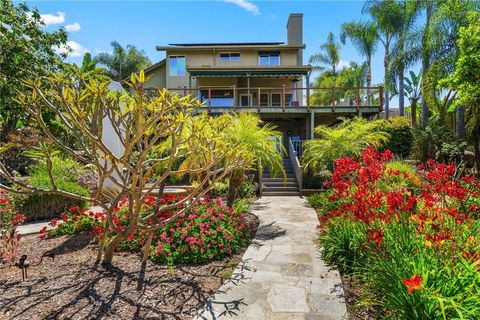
219, 53, 240, 61
240, 94, 252, 107
271, 93, 282, 106
259, 51, 280, 66
169, 56, 186, 76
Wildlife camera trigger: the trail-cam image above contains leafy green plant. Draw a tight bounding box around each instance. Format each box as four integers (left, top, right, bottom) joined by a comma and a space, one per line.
412, 116, 465, 164
373, 117, 413, 158
302, 117, 389, 171
14, 156, 89, 221
44, 195, 254, 265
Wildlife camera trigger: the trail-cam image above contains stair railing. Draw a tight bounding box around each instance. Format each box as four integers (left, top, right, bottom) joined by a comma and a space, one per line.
288, 138, 303, 196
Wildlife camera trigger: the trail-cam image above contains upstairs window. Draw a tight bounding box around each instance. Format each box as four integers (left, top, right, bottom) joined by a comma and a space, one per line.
169, 55, 186, 76
259, 51, 280, 66
220, 52, 240, 61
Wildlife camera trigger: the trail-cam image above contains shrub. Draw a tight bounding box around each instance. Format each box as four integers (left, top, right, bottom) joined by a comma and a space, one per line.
412, 116, 465, 164
302, 117, 389, 171
44, 195, 253, 265
318, 147, 480, 318
373, 117, 413, 158
15, 157, 89, 221
0, 190, 26, 265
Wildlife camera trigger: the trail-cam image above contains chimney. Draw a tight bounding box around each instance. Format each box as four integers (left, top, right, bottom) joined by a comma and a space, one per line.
287, 13, 303, 46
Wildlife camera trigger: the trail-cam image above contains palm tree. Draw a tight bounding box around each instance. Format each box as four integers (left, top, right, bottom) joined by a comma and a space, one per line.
363, 0, 405, 119
224, 113, 285, 206
95, 41, 151, 81
309, 32, 341, 75
340, 21, 378, 105
302, 117, 389, 171
384, 0, 421, 117
404, 70, 421, 126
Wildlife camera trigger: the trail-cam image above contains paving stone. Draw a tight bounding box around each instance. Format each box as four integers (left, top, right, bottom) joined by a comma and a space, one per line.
268, 284, 309, 313
194, 196, 347, 319
251, 270, 284, 284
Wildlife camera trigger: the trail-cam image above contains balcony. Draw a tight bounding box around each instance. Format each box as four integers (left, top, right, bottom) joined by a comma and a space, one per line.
146, 85, 384, 114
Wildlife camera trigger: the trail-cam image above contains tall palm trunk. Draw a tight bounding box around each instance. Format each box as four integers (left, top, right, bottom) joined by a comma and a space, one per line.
398, 32, 406, 117
421, 0, 433, 125
456, 105, 465, 141
411, 99, 418, 127
384, 41, 390, 119
367, 55, 372, 106
399, 68, 405, 116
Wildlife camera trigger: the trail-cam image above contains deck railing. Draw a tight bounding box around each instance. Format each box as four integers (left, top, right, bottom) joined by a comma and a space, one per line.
146, 85, 383, 112
288, 138, 303, 195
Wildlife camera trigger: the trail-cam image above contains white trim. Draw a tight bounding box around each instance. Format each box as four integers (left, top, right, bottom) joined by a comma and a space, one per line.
258, 51, 281, 66
219, 52, 241, 61
168, 55, 186, 77
239, 93, 252, 107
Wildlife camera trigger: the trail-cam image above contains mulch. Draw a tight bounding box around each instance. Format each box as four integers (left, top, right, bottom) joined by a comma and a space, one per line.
0, 213, 259, 320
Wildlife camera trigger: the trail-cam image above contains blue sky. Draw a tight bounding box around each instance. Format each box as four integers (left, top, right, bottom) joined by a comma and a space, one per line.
24, 0, 419, 107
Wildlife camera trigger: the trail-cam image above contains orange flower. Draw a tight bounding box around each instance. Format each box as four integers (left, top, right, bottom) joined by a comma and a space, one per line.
402, 274, 423, 294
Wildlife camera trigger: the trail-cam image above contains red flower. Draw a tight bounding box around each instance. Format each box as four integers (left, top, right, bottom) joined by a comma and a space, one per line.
402, 274, 423, 294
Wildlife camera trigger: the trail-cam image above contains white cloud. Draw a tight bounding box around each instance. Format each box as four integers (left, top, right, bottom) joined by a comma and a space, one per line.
40, 12, 66, 26
95, 49, 112, 55
336, 59, 350, 70
65, 22, 81, 32
222, 0, 260, 15
55, 41, 89, 57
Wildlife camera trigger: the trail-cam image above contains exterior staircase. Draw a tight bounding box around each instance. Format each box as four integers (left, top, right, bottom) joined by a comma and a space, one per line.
262, 158, 301, 196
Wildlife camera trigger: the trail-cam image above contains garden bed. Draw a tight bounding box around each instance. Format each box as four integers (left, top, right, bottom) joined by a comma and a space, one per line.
0, 213, 258, 320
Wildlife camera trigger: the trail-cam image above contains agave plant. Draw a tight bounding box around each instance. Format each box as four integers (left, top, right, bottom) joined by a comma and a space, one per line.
302, 117, 389, 172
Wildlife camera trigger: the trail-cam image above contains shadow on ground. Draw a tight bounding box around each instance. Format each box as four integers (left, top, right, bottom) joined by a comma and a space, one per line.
0, 248, 239, 320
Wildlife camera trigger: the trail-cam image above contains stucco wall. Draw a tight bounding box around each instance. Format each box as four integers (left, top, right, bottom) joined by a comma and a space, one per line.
144, 63, 166, 88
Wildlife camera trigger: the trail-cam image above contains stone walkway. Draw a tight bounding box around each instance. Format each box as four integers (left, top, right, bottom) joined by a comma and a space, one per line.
196, 196, 347, 320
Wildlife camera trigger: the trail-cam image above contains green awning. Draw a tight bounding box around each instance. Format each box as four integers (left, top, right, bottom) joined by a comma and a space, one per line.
189, 70, 308, 77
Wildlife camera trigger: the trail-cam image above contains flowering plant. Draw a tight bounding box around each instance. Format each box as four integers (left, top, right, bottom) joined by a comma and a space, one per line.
313, 147, 480, 319
0, 190, 26, 265
44, 195, 252, 264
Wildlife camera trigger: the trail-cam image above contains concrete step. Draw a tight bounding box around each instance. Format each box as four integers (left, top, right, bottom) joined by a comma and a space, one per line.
262, 191, 301, 196
263, 187, 299, 192
263, 181, 298, 188
262, 177, 297, 182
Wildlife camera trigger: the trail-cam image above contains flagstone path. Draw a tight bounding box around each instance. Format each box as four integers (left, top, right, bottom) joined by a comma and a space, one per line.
196, 196, 348, 320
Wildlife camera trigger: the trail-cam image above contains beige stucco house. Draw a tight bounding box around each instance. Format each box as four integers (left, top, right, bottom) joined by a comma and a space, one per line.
143, 13, 383, 195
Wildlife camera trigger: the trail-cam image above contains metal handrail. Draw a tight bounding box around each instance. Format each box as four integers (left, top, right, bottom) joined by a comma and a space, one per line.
288, 138, 303, 196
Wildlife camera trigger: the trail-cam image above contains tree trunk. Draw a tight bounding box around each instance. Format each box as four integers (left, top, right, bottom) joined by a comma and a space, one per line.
227, 169, 243, 208
367, 55, 372, 106
456, 105, 465, 141
411, 99, 417, 127
399, 65, 405, 116
474, 133, 480, 175
103, 233, 126, 265
384, 41, 390, 119
421, 0, 433, 125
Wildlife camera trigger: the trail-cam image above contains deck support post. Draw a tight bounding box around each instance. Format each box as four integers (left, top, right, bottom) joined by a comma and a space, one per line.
310, 111, 314, 139
306, 74, 311, 111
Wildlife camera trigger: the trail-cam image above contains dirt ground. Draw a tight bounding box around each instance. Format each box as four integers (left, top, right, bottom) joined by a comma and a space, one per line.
0, 214, 258, 320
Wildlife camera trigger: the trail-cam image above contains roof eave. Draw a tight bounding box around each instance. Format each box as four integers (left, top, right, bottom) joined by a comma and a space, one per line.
156, 44, 306, 51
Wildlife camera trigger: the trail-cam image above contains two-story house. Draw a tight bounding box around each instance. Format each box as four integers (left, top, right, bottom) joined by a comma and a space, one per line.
142, 13, 383, 195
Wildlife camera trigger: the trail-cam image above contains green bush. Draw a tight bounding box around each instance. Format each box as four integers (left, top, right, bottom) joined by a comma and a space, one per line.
15, 157, 89, 221
373, 117, 413, 158
412, 116, 465, 164
45, 195, 253, 265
